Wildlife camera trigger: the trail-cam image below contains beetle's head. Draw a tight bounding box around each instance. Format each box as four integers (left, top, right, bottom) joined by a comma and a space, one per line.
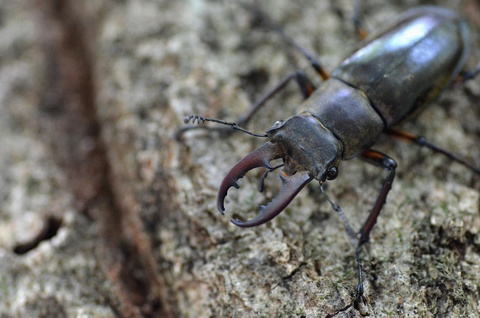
217, 114, 343, 227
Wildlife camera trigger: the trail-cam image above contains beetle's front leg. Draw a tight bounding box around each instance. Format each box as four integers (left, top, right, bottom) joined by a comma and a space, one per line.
359, 150, 397, 242
355, 149, 397, 308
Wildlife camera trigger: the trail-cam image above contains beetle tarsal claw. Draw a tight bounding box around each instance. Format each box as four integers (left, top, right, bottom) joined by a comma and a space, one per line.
217, 141, 285, 215
231, 171, 313, 227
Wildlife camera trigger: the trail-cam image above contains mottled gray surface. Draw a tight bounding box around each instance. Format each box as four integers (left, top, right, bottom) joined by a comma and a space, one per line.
0, 1, 121, 317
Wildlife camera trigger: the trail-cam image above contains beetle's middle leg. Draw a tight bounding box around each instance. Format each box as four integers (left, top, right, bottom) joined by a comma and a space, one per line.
355, 149, 397, 308
457, 62, 480, 82
237, 70, 316, 126
181, 5, 332, 137
352, 0, 368, 40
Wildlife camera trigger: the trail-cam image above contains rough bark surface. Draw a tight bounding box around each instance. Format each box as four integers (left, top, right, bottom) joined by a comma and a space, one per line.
0, 0, 479, 317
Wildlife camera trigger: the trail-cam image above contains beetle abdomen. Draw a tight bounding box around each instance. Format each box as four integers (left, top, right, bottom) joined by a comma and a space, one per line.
332, 6, 470, 126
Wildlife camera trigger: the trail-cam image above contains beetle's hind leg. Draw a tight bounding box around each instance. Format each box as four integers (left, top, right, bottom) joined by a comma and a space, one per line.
386, 128, 480, 175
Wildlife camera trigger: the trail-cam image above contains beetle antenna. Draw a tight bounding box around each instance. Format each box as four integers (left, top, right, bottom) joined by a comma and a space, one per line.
320, 184, 357, 243
184, 115, 268, 138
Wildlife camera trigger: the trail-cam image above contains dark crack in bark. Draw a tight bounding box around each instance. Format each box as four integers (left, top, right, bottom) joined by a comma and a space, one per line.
33, 1, 176, 317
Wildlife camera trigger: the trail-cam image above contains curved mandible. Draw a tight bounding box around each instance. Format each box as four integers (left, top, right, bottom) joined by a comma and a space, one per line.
231, 171, 312, 227
217, 141, 284, 214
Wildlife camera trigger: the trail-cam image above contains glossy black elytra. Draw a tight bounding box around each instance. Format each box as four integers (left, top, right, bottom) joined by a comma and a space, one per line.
183, 6, 479, 307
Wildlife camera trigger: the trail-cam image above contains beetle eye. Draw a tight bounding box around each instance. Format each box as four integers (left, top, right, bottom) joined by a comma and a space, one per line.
326, 166, 338, 180
271, 120, 284, 129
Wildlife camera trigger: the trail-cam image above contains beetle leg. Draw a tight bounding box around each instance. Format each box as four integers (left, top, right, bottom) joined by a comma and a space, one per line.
231, 171, 312, 227
353, 0, 368, 40
320, 185, 357, 242
178, 70, 317, 140
278, 31, 331, 80
242, 4, 330, 81
456, 63, 480, 82
237, 70, 316, 126
258, 163, 284, 192
355, 149, 397, 308
359, 150, 397, 242
386, 128, 480, 175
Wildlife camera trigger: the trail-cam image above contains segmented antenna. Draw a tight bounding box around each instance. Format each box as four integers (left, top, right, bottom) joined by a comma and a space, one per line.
184, 115, 268, 138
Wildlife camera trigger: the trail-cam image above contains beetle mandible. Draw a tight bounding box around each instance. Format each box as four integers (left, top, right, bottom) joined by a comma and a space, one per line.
183, 5, 479, 306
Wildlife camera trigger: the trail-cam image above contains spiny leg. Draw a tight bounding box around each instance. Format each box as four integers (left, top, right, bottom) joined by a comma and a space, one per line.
355, 149, 397, 308
243, 4, 331, 80
320, 185, 357, 243
277, 29, 330, 80
180, 4, 338, 137
386, 128, 480, 175
265, 1, 370, 77
237, 70, 316, 126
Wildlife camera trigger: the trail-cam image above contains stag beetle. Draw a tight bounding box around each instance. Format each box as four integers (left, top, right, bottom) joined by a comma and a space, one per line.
183, 6, 479, 306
